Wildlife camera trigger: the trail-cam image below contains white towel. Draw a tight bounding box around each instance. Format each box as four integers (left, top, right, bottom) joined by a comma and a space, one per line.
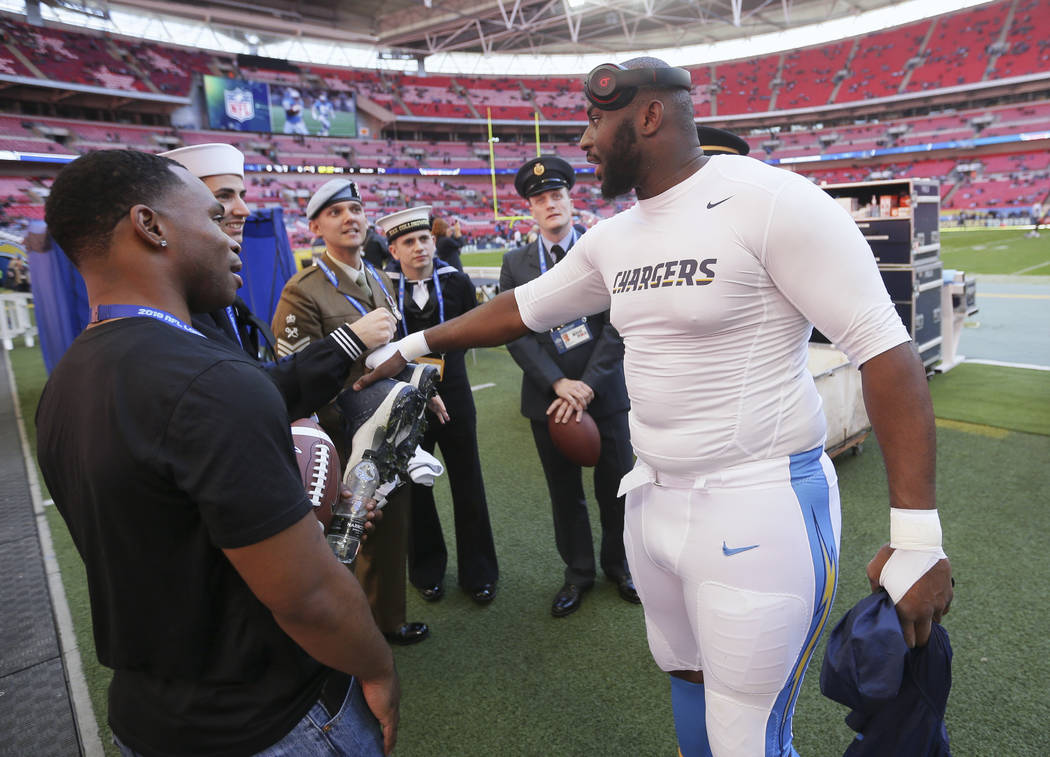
407, 446, 444, 486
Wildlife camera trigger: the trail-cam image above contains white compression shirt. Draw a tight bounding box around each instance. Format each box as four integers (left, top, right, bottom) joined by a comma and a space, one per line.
515, 155, 909, 475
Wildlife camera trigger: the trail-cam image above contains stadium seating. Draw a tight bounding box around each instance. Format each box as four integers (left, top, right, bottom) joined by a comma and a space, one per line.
835, 22, 930, 103
2, 2, 1049, 120
2, 0, 1049, 236
906, 3, 1004, 92
992, 0, 1050, 80
778, 42, 853, 110
119, 39, 217, 96
713, 54, 780, 114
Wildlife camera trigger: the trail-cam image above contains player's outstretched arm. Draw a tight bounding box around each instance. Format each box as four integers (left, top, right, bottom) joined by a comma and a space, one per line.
224, 513, 399, 753
354, 289, 529, 390
859, 341, 953, 647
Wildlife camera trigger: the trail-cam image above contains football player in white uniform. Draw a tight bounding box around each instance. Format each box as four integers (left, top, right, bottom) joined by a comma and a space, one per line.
358, 58, 953, 757
282, 88, 308, 135
312, 91, 335, 136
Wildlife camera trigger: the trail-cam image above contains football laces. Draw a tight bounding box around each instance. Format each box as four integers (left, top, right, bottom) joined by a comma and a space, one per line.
308, 444, 331, 507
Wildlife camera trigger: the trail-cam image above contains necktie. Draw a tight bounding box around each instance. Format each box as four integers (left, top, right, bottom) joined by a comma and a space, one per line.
412, 280, 429, 310
550, 244, 565, 264
356, 269, 371, 296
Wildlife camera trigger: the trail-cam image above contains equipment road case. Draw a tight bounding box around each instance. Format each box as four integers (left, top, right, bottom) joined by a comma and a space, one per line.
821, 178, 941, 266
885, 259, 943, 368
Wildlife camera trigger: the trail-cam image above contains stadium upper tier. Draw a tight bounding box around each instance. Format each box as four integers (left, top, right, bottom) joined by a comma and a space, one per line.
1, 0, 1048, 119
1, 95, 1047, 235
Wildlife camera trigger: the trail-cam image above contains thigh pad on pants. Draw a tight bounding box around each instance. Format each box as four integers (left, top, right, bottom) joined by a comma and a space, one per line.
697, 581, 807, 695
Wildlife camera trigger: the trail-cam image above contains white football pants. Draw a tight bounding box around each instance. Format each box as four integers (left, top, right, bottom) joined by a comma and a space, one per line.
619, 446, 841, 757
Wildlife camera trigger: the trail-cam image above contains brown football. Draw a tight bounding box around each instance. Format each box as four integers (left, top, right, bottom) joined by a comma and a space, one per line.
548, 410, 601, 467
291, 419, 341, 530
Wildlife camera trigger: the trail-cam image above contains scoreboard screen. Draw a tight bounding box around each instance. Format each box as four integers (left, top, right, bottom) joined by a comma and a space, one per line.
204, 75, 357, 137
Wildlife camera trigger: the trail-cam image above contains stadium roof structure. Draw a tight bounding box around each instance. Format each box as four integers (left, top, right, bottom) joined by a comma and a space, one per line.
111, 0, 912, 57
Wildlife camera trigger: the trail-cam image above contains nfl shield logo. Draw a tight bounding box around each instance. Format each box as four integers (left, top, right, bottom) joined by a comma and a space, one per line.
225, 88, 255, 123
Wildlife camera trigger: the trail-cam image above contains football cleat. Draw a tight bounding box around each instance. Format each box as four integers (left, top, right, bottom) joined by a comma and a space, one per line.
392, 363, 440, 470
396, 362, 440, 401
335, 378, 426, 484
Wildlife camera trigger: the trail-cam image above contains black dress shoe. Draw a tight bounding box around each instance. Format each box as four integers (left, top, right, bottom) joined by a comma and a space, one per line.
551, 583, 589, 618
614, 575, 641, 604
418, 583, 444, 602
469, 583, 496, 604
383, 622, 429, 645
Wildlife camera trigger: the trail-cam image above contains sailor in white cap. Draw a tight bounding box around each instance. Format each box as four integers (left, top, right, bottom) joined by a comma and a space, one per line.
376, 206, 500, 606
160, 143, 397, 422
160, 143, 249, 244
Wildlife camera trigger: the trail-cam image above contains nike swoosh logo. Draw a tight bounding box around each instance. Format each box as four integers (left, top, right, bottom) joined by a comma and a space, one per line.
707, 196, 733, 209
722, 540, 759, 556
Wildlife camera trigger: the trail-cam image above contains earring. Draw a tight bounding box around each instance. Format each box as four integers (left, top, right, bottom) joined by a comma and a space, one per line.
159, 239, 168, 247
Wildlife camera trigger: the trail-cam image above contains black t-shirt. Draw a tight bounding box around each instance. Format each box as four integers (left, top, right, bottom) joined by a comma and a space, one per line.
35, 318, 326, 756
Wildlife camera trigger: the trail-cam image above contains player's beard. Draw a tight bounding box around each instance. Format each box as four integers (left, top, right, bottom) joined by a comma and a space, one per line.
600, 119, 642, 200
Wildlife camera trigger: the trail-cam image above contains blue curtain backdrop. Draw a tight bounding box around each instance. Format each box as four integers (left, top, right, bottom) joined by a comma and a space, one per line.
25, 221, 89, 374
238, 207, 295, 326
28, 209, 294, 373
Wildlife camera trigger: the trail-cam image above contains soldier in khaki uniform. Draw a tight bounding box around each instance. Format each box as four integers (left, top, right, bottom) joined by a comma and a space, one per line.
272, 178, 430, 645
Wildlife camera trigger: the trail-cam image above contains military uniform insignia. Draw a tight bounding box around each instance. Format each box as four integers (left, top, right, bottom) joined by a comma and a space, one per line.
533, 163, 545, 176
285, 314, 296, 324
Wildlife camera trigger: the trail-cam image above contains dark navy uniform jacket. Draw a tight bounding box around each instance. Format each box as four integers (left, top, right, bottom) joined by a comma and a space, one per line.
499, 236, 629, 422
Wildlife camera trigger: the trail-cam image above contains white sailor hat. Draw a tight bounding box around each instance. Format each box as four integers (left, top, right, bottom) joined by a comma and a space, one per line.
306, 179, 363, 220
375, 205, 433, 243
159, 143, 244, 179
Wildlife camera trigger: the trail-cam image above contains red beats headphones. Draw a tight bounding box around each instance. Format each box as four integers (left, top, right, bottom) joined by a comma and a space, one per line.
584, 63, 693, 111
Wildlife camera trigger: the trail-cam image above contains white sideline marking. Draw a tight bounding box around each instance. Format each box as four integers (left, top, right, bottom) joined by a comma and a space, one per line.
965, 358, 1050, 372
1011, 261, 1050, 275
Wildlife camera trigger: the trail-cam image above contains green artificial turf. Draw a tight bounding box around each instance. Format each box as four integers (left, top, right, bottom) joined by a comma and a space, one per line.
929, 362, 1050, 436
11, 343, 1050, 756
940, 228, 1050, 276
461, 250, 508, 267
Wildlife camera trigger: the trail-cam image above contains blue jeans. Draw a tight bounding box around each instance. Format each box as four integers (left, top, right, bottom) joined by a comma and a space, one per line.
113, 677, 384, 757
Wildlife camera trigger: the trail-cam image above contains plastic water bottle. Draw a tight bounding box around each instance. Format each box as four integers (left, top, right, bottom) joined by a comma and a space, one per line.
326, 458, 379, 564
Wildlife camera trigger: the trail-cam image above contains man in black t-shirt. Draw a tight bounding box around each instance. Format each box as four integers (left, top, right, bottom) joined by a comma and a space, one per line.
37, 149, 399, 756
161, 142, 396, 421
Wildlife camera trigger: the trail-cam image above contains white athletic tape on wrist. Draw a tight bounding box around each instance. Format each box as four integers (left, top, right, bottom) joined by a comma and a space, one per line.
889, 507, 943, 551
364, 332, 430, 370
881, 508, 946, 603
398, 331, 430, 361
